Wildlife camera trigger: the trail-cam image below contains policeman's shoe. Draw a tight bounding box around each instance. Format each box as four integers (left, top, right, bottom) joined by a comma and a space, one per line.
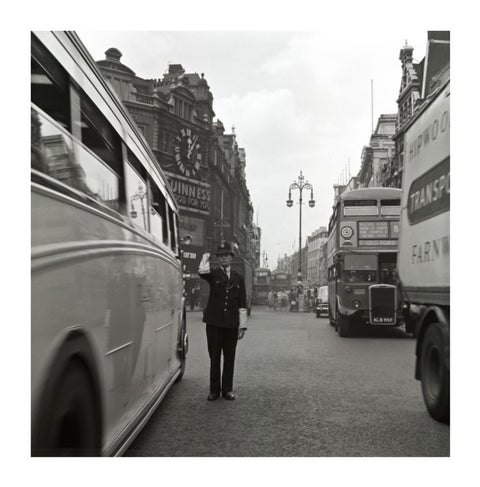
222, 392, 235, 400
207, 393, 220, 401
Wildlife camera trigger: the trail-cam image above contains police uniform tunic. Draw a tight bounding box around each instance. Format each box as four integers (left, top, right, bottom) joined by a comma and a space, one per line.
200, 268, 247, 328
199, 266, 247, 395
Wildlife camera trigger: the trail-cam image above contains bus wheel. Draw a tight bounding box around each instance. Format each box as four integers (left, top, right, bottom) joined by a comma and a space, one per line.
337, 312, 350, 337
34, 360, 101, 456
420, 322, 450, 423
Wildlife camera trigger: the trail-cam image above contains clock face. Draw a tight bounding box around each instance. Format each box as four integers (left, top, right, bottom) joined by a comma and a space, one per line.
174, 128, 202, 177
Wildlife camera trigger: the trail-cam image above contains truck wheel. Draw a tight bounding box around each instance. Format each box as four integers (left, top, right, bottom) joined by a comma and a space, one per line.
33, 360, 101, 456
337, 311, 350, 337
420, 322, 450, 423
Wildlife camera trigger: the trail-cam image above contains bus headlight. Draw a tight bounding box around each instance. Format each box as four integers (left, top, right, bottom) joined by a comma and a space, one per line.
352, 300, 361, 309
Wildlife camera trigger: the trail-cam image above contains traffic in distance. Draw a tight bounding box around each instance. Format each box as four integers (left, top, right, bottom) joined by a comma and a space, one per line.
30, 30, 450, 456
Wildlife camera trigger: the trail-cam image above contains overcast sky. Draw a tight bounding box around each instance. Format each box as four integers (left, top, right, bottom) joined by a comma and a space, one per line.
78, 27, 431, 268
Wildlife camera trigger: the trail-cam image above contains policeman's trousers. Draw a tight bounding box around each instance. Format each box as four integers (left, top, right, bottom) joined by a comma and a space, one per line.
206, 325, 238, 394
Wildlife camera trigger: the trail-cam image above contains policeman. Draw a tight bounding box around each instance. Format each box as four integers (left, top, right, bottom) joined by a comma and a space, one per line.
198, 241, 248, 401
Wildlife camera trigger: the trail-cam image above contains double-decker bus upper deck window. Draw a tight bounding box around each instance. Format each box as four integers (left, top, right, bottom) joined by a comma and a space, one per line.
380, 199, 401, 216
343, 199, 378, 216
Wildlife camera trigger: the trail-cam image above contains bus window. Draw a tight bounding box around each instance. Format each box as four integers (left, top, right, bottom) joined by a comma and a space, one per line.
379, 253, 397, 284
70, 87, 123, 175
148, 177, 168, 245
32, 107, 121, 211
343, 199, 378, 217
343, 270, 377, 283
125, 159, 149, 232
380, 199, 401, 216
31, 34, 70, 130
168, 205, 177, 253
343, 254, 377, 283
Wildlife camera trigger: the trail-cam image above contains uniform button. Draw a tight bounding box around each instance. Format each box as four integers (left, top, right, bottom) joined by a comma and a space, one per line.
224, 308, 227, 311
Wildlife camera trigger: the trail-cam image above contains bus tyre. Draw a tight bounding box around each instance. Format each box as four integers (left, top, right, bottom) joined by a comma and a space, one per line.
34, 360, 101, 456
420, 322, 450, 423
337, 312, 350, 337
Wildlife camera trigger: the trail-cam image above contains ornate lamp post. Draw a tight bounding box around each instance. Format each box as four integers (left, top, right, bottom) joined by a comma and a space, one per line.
130, 182, 150, 229
286, 170, 315, 284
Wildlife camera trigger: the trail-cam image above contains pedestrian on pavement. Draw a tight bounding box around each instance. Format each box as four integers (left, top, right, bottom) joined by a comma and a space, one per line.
198, 241, 248, 401
190, 286, 199, 311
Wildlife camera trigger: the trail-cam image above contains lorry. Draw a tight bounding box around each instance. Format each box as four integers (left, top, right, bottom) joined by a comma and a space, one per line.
398, 79, 450, 423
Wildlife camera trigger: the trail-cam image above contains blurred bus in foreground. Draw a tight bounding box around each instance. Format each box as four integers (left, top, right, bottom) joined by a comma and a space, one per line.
327, 187, 403, 337
31, 31, 188, 456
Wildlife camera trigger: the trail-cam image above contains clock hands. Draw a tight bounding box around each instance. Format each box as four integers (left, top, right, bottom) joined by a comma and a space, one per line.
187, 135, 198, 160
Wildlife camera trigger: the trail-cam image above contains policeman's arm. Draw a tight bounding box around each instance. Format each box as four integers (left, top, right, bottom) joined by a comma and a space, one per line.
198, 252, 211, 281
238, 277, 248, 338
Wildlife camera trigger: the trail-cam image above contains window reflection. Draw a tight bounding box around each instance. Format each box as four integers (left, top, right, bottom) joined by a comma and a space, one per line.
130, 182, 149, 231
31, 107, 120, 211
343, 270, 377, 283
125, 165, 149, 232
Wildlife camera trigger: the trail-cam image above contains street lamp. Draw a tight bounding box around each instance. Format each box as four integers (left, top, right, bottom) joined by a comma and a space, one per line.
130, 182, 152, 229
286, 170, 315, 283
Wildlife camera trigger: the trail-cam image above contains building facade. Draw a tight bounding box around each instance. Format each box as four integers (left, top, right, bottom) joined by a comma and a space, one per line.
95, 50, 258, 295
357, 114, 396, 187
382, 31, 450, 188
306, 226, 328, 287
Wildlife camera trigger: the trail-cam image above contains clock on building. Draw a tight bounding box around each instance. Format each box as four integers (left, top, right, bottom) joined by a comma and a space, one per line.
174, 128, 202, 177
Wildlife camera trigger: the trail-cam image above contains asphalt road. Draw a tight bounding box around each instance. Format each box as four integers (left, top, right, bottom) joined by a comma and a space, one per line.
125, 306, 449, 457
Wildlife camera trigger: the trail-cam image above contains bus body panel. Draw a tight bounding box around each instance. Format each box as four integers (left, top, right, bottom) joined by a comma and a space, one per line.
398, 81, 450, 302
31, 188, 183, 454
31, 31, 186, 455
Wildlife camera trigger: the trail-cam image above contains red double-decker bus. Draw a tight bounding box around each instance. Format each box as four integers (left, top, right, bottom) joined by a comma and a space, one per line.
327, 187, 402, 337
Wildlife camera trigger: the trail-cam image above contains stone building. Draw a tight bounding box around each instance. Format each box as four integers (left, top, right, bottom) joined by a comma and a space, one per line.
95, 50, 258, 293
306, 226, 328, 287
357, 114, 396, 187
382, 31, 450, 187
